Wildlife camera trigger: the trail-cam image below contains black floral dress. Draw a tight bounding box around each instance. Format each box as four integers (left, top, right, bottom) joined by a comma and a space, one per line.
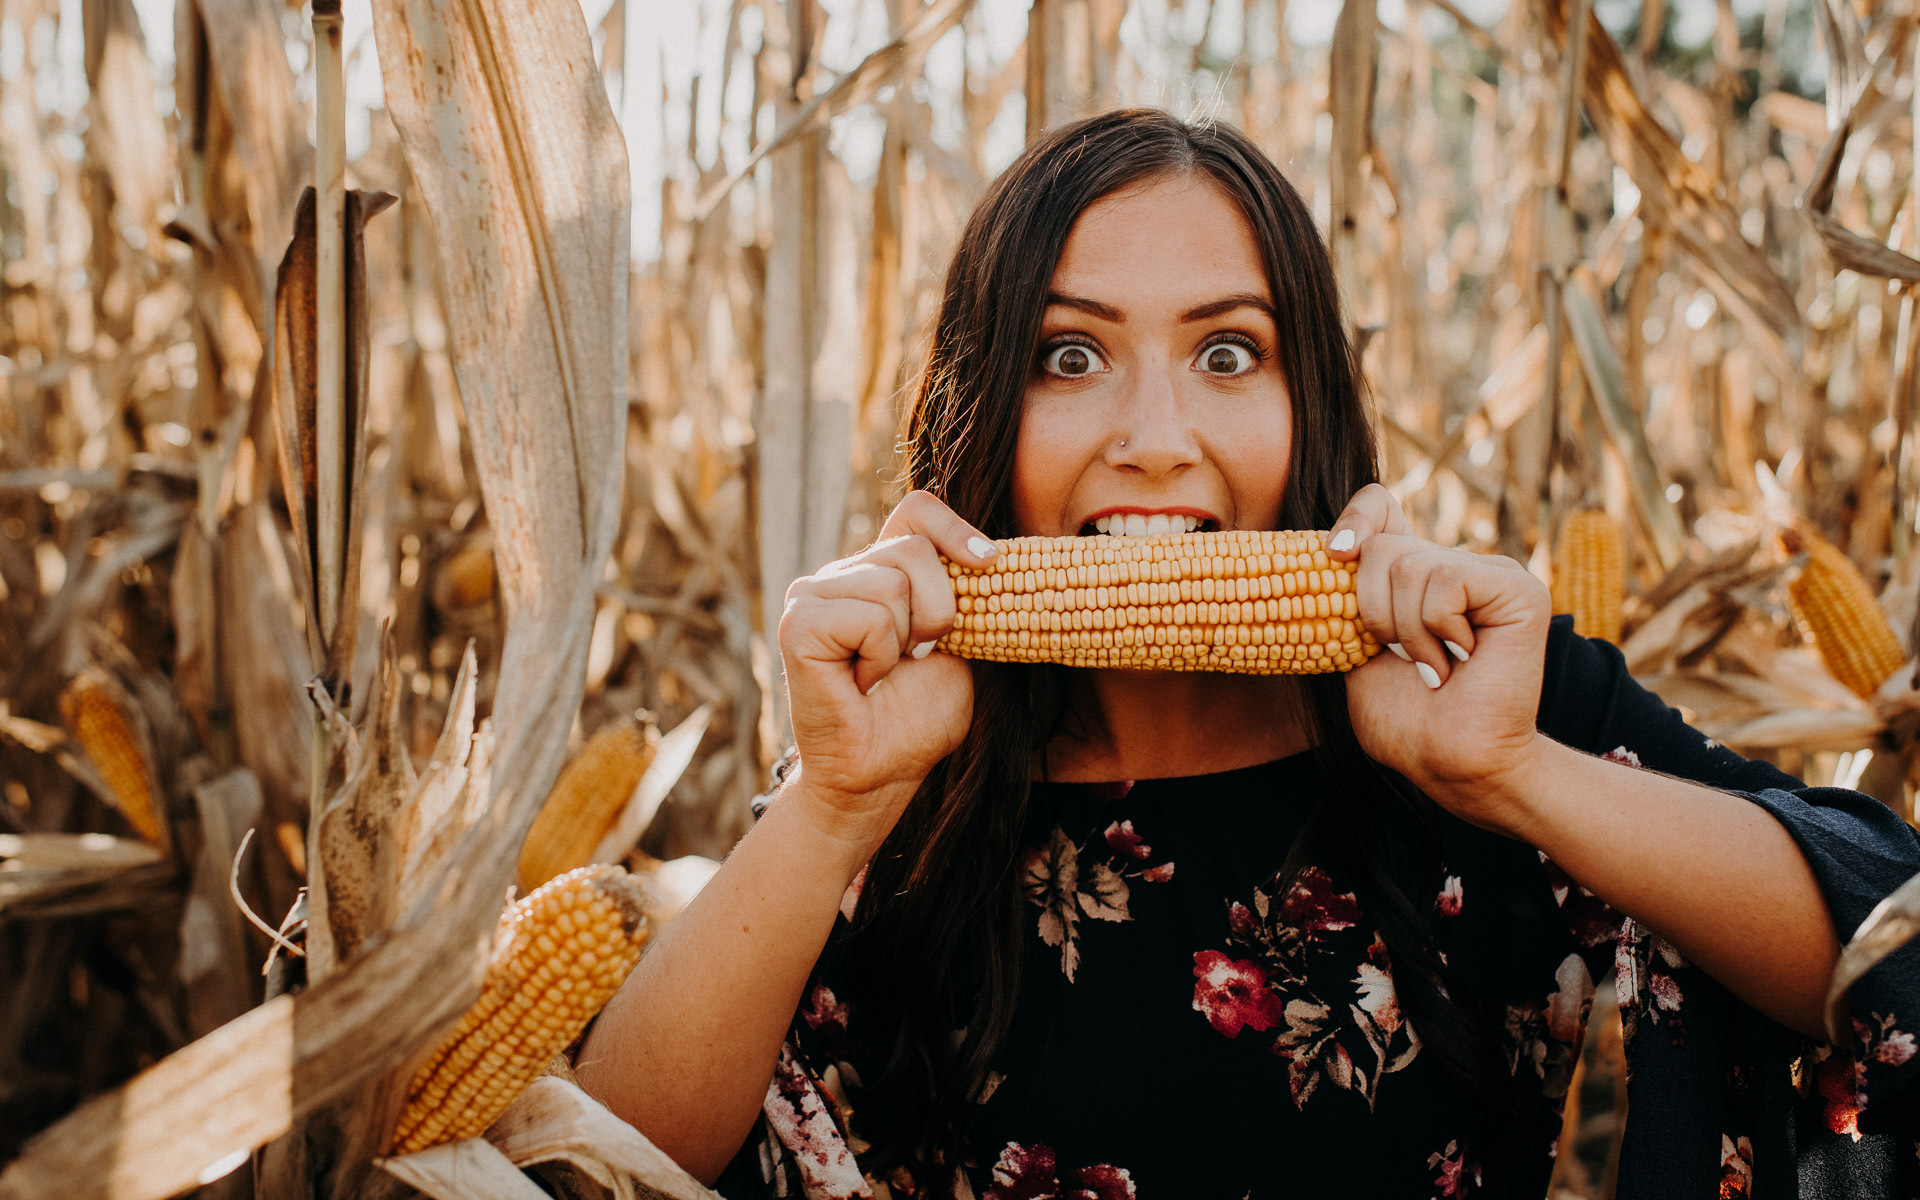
715, 618, 1920, 1199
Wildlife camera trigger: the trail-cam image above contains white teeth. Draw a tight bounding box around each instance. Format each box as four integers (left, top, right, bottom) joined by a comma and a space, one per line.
1087, 513, 1207, 536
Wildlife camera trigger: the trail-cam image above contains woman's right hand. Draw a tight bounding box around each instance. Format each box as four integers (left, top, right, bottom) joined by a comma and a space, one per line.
777, 490, 1001, 848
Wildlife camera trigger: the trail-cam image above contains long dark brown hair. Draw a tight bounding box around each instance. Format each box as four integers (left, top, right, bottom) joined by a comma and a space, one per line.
840, 109, 1508, 1189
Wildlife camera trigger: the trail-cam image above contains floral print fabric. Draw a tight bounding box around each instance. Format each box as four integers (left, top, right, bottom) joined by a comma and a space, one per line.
719, 617, 1920, 1198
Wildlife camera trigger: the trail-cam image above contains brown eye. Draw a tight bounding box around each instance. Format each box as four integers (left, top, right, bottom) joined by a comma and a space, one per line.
1201, 342, 1257, 375
1042, 342, 1107, 378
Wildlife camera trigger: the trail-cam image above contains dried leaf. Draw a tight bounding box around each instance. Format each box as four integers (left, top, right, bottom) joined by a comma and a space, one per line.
483, 1076, 720, 1200
379, 1139, 552, 1200
587, 703, 713, 866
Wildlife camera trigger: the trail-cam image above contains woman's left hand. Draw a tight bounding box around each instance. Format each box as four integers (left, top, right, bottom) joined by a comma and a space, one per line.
1326, 484, 1554, 832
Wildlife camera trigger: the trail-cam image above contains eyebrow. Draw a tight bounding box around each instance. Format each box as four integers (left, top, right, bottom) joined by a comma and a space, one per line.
1043, 291, 1278, 324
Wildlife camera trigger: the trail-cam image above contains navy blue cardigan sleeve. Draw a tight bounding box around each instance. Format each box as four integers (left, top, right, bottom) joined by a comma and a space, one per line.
1534, 614, 1920, 1197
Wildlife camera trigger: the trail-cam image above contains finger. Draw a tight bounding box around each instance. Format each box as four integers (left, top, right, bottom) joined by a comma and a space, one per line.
1416, 557, 1478, 664
1327, 483, 1412, 559
779, 594, 905, 696
878, 489, 1000, 568
1350, 532, 1422, 650
863, 534, 960, 653
1386, 551, 1450, 687
803, 563, 912, 651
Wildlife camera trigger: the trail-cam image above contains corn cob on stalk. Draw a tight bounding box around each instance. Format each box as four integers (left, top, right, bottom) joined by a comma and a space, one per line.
517, 718, 657, 894
938, 530, 1380, 674
433, 536, 497, 613
1785, 528, 1906, 701
1549, 509, 1626, 644
57, 672, 168, 851
391, 864, 651, 1152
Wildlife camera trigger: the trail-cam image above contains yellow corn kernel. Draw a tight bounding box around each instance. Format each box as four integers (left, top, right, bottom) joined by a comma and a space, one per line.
1787, 529, 1906, 701
518, 718, 656, 894
1549, 509, 1626, 644
391, 865, 651, 1152
57, 672, 167, 851
936, 530, 1380, 675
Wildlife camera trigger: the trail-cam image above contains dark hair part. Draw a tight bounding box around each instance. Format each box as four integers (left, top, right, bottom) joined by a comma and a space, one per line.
842, 109, 1507, 1188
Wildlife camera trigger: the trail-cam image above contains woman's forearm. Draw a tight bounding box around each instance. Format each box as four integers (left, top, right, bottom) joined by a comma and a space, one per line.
575, 772, 903, 1183
1430, 734, 1839, 1039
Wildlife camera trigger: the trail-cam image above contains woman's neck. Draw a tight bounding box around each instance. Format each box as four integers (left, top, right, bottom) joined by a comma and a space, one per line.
1036, 670, 1310, 782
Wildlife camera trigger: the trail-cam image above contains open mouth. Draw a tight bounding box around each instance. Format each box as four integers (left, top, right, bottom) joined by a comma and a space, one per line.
1079, 513, 1214, 537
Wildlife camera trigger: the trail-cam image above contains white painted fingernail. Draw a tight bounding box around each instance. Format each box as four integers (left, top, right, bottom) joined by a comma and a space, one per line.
1444, 640, 1469, 662
1388, 642, 1411, 661
1328, 529, 1356, 552
912, 640, 936, 659
1415, 661, 1442, 689
967, 536, 999, 558
865, 679, 882, 696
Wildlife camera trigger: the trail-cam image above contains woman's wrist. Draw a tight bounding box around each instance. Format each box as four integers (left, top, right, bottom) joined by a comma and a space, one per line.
1405, 730, 1563, 840
770, 760, 921, 872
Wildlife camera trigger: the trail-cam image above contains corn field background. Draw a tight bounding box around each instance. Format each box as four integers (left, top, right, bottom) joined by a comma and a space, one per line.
4, 0, 1920, 1194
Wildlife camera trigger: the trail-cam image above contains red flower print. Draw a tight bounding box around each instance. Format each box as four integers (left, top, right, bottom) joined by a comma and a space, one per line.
1812, 1046, 1864, 1139
985, 1142, 1058, 1200
800, 982, 850, 1038
1139, 862, 1175, 883
1227, 900, 1257, 935
1426, 1138, 1474, 1197
1064, 1164, 1137, 1200
1103, 819, 1151, 859
1278, 866, 1363, 938
1603, 745, 1643, 768
1192, 950, 1287, 1037
982, 1144, 1137, 1200
1436, 875, 1464, 917
763, 1043, 871, 1199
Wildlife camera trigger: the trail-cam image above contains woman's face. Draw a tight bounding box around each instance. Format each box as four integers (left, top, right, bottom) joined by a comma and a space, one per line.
1011, 172, 1292, 540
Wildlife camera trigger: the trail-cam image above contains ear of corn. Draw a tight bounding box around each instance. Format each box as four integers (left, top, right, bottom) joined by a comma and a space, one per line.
1786, 528, 1906, 701
517, 718, 657, 894
938, 530, 1380, 674
57, 672, 168, 852
1549, 509, 1626, 644
391, 864, 651, 1152
432, 537, 497, 613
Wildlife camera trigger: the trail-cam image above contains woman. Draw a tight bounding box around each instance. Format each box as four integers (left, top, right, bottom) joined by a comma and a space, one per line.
578, 110, 1920, 1197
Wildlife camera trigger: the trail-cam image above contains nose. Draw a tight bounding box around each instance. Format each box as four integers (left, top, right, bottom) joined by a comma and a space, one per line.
1108, 359, 1202, 477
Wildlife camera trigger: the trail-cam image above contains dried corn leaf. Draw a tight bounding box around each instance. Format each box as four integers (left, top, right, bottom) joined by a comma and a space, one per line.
1562, 272, 1685, 570
83, 0, 173, 242
379, 1139, 552, 1200
176, 0, 307, 285
691, 0, 980, 218
483, 1077, 720, 1200
1547, 0, 1801, 371
0, 833, 170, 918
269, 186, 396, 696
587, 702, 712, 867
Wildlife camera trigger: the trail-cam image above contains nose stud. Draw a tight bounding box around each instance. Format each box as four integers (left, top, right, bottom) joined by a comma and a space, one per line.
1119, 439, 1127, 448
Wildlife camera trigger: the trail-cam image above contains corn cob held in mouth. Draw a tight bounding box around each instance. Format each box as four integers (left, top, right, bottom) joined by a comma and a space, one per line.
938, 529, 1380, 674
